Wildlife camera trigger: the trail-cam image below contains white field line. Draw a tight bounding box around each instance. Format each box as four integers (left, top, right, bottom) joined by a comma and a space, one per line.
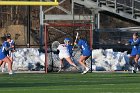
0, 87, 140, 91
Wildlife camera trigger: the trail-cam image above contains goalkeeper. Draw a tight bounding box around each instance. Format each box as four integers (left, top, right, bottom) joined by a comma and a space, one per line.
56, 38, 78, 72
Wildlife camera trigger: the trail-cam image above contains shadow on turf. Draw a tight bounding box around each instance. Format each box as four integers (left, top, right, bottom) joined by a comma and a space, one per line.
0, 80, 140, 88
0, 73, 140, 88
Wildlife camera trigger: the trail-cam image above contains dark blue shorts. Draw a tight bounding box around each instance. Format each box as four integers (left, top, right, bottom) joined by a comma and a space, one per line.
0, 49, 7, 60
82, 50, 91, 57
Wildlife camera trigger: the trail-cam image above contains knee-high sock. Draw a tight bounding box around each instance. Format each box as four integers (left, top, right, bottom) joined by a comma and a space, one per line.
130, 61, 134, 67
134, 62, 139, 70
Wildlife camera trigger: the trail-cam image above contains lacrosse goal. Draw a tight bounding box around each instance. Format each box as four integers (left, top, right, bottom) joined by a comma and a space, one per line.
44, 23, 93, 73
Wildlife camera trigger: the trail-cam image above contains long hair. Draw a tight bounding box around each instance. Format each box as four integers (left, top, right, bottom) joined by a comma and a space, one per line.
1, 36, 6, 42
133, 32, 139, 37
78, 35, 86, 41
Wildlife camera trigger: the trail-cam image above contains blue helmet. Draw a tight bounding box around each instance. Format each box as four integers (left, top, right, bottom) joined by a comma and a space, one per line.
64, 38, 71, 43
64, 38, 71, 41
5, 33, 11, 38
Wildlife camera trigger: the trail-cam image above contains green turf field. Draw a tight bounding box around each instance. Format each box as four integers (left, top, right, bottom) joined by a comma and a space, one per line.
0, 72, 140, 93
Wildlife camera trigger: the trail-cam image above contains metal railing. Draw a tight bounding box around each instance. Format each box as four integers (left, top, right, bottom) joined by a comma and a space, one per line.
91, 0, 140, 17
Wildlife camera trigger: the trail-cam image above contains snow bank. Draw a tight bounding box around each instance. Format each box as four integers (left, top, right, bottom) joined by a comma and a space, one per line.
92, 49, 130, 71
1, 48, 132, 71
12, 48, 45, 71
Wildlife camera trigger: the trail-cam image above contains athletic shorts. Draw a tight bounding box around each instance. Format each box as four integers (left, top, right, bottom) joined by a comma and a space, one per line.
0, 51, 7, 60
131, 48, 140, 56
59, 53, 70, 59
82, 50, 91, 57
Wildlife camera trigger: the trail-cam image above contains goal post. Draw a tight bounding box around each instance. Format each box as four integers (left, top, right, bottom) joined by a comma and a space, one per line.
44, 24, 48, 73
0, 0, 59, 6
44, 23, 93, 73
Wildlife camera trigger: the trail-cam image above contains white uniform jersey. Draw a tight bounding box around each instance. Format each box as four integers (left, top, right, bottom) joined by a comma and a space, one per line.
9, 40, 14, 47
57, 44, 70, 59
9, 39, 15, 57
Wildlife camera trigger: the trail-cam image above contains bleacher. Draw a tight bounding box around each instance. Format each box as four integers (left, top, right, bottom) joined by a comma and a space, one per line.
74, 0, 140, 23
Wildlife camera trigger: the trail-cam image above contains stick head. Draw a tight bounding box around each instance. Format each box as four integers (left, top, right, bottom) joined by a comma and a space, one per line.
74, 32, 79, 43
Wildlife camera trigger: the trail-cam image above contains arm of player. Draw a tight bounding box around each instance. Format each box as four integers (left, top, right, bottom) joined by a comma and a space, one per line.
4, 47, 13, 51
72, 42, 81, 51
3, 42, 13, 51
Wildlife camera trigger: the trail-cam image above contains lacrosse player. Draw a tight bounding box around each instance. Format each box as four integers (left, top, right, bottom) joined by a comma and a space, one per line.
1, 33, 15, 73
0, 35, 13, 74
74, 36, 91, 74
57, 38, 78, 72
128, 32, 140, 73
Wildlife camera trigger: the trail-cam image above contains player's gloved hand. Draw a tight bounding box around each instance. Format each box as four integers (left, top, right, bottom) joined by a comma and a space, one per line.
11, 50, 16, 52
131, 42, 138, 46
125, 43, 129, 46
53, 50, 59, 54
11, 45, 14, 48
74, 42, 77, 46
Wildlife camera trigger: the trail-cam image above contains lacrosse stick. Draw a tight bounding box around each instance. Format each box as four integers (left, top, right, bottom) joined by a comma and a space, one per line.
72, 32, 79, 57
73, 32, 79, 49
74, 32, 79, 43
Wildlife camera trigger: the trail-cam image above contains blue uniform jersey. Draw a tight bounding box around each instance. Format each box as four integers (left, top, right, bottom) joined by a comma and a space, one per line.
129, 38, 140, 56
0, 41, 10, 60
77, 39, 91, 56
66, 44, 73, 57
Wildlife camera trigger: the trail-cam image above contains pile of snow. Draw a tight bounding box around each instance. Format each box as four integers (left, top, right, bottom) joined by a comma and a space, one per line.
1, 48, 132, 71
12, 48, 45, 71
92, 49, 130, 71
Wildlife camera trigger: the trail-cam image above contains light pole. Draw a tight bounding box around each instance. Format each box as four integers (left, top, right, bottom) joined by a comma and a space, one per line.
27, 0, 31, 48
40, 0, 44, 51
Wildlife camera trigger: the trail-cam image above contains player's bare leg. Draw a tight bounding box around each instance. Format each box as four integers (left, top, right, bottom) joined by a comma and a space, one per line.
1, 56, 13, 72
133, 55, 140, 73
129, 56, 134, 66
65, 57, 78, 70
79, 55, 89, 74
2, 57, 13, 75
58, 59, 63, 73
9, 56, 13, 65
1, 62, 6, 72
0, 60, 4, 66
129, 56, 135, 73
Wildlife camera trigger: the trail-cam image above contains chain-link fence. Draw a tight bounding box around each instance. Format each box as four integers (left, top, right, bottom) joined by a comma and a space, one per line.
93, 28, 140, 53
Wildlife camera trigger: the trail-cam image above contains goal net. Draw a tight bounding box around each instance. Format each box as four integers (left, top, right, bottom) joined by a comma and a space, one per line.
44, 23, 93, 73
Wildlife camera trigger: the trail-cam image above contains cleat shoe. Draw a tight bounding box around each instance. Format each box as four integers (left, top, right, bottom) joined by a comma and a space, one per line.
85, 67, 89, 72
2, 68, 6, 73
132, 70, 136, 73
136, 68, 139, 71
81, 67, 89, 74
58, 67, 63, 73
131, 67, 135, 73
81, 71, 86, 74
9, 71, 14, 75
57, 69, 61, 73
